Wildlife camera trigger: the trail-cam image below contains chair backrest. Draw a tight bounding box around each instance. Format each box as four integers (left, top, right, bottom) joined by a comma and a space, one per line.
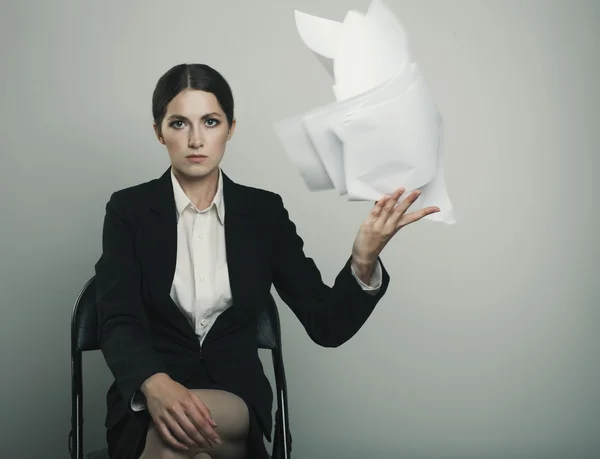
71, 277, 99, 351
71, 276, 282, 351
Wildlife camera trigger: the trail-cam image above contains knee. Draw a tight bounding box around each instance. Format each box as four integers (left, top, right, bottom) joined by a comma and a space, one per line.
140, 423, 191, 459
190, 390, 250, 443
219, 394, 250, 443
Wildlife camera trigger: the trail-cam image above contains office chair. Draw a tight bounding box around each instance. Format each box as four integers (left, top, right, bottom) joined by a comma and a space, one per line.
69, 276, 292, 459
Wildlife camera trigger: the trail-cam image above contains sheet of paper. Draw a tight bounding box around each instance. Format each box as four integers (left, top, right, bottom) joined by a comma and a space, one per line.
276, 0, 456, 224
301, 65, 418, 195
294, 10, 342, 76
330, 70, 440, 198
272, 114, 334, 191
333, 1, 411, 101
414, 125, 456, 224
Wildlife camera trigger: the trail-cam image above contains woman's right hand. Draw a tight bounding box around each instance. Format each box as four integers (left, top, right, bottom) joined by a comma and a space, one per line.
141, 373, 222, 451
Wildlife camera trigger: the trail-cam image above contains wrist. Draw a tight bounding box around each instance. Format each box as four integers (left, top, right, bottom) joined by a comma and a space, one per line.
141, 372, 170, 396
351, 256, 376, 285
351, 252, 377, 269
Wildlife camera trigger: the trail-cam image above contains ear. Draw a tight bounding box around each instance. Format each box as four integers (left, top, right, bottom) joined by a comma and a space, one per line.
226, 119, 237, 141
153, 123, 164, 144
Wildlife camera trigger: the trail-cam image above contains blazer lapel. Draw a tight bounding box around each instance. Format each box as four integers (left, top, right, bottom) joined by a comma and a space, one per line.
142, 168, 201, 346
221, 172, 255, 315
145, 168, 178, 299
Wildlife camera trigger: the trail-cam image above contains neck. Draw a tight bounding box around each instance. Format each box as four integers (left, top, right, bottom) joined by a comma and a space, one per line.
173, 167, 219, 211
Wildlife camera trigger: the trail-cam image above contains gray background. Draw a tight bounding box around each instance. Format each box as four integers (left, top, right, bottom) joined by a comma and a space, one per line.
1, 0, 598, 458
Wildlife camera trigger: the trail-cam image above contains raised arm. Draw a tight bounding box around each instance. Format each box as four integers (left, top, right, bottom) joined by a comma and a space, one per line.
270, 194, 390, 347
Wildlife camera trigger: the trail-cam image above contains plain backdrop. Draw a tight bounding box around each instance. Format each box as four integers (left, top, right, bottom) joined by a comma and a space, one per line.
1, 1, 599, 458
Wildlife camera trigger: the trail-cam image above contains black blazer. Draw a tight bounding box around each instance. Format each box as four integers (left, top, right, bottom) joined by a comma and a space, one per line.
95, 167, 390, 440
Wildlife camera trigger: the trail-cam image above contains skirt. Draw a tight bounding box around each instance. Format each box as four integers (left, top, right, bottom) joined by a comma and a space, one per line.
106, 365, 269, 459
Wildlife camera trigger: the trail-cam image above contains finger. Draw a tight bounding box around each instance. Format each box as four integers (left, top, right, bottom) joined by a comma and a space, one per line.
163, 412, 199, 448
391, 190, 422, 221
371, 196, 389, 218
191, 393, 217, 427
383, 188, 405, 213
187, 402, 221, 446
191, 395, 222, 444
174, 408, 214, 448
379, 189, 414, 231
373, 189, 405, 224
397, 206, 440, 228
155, 418, 189, 451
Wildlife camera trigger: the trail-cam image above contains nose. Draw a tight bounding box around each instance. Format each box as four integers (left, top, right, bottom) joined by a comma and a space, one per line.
188, 127, 205, 149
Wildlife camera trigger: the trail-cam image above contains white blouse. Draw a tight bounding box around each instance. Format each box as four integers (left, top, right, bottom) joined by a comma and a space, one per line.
170, 168, 232, 347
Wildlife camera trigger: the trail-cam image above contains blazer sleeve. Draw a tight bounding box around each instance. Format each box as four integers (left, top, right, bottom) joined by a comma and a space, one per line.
270, 194, 390, 347
95, 193, 167, 405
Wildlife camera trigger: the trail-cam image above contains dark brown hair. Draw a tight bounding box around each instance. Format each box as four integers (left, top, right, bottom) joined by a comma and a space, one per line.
152, 63, 234, 135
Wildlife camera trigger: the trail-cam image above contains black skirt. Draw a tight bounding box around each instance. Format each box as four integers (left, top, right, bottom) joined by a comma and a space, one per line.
106, 364, 270, 459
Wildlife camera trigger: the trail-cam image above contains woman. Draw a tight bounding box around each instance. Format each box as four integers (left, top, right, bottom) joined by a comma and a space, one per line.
95, 63, 440, 459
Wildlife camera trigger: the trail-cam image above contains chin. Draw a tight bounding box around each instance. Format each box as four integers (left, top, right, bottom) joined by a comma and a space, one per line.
175, 162, 218, 179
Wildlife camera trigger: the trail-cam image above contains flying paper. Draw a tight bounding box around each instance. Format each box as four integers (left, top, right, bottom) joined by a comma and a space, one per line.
273, 0, 455, 224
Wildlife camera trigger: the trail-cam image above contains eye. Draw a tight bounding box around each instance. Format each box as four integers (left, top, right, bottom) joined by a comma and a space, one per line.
205, 118, 219, 128
170, 120, 186, 129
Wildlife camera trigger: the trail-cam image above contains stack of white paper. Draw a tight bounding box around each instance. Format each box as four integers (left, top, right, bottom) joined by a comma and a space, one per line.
273, 0, 455, 224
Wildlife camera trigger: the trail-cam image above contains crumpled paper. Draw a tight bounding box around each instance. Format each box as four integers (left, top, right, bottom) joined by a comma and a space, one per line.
273, 0, 455, 224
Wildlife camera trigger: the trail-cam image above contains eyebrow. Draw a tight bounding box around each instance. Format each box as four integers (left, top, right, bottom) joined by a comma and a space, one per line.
167, 112, 222, 121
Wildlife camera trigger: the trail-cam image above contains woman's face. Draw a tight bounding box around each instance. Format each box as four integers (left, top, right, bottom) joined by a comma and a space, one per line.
154, 88, 235, 180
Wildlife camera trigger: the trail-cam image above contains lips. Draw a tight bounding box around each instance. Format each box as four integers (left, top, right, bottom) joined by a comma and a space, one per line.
186, 154, 208, 164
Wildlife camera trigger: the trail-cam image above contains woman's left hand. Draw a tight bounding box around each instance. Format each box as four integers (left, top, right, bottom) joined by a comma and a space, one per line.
351, 187, 440, 280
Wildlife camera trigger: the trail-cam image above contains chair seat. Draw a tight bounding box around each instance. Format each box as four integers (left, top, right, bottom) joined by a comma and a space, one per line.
86, 448, 110, 459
